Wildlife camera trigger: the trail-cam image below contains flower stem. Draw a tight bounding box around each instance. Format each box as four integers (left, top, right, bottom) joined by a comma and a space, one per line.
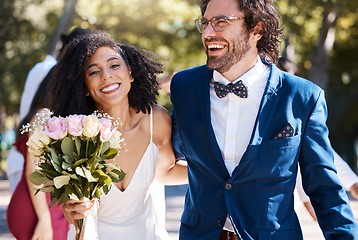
76, 219, 83, 240
86, 138, 89, 158
98, 141, 103, 157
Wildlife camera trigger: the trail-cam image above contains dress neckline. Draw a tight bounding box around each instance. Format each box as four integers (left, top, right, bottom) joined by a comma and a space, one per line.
112, 106, 155, 193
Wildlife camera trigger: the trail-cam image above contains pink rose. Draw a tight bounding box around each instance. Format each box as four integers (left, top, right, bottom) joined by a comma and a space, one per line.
67, 115, 85, 136
99, 118, 112, 141
44, 116, 67, 140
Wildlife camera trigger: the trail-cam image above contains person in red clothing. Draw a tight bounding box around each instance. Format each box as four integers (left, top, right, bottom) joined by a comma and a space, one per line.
7, 28, 90, 240
6, 68, 69, 240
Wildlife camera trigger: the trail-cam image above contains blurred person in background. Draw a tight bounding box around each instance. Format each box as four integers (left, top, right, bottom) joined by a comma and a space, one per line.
7, 68, 69, 240
6, 27, 90, 193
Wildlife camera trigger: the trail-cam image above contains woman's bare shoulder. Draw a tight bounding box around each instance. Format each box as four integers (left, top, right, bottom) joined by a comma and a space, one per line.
152, 105, 171, 125
151, 105, 172, 145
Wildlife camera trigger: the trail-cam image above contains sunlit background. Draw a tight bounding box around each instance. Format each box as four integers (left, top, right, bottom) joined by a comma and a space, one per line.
1, 0, 358, 172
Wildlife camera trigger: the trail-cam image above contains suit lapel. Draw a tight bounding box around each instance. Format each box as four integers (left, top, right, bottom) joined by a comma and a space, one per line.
195, 67, 229, 176
233, 62, 282, 175
250, 63, 282, 145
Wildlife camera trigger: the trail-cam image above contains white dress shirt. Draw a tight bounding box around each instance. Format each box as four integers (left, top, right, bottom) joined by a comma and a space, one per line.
19, 54, 57, 121
295, 150, 358, 203
210, 57, 269, 231
7, 54, 57, 193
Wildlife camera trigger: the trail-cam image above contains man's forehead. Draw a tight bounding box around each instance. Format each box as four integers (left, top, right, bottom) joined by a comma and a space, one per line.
204, 0, 241, 18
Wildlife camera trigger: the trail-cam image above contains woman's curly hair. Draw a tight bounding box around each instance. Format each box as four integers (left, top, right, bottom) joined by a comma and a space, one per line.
200, 0, 283, 63
48, 31, 163, 117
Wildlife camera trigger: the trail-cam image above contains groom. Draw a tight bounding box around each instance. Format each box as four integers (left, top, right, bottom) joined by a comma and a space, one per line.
170, 0, 358, 239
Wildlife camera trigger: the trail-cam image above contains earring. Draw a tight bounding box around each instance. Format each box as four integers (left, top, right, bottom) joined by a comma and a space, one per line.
86, 92, 89, 96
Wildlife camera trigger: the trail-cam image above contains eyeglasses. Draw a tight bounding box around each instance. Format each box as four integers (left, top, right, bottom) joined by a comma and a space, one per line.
195, 16, 245, 33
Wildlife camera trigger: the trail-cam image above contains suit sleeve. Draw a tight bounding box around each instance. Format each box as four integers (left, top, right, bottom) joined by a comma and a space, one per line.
170, 75, 186, 161
171, 106, 186, 161
299, 90, 358, 239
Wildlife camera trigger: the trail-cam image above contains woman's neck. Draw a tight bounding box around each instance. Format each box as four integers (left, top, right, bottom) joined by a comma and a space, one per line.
96, 102, 135, 132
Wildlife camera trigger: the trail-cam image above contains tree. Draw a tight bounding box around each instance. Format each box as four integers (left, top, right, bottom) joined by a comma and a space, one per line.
278, 0, 358, 170
0, 0, 64, 116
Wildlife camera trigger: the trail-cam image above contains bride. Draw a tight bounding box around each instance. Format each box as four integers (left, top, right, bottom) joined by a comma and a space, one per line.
47, 31, 187, 239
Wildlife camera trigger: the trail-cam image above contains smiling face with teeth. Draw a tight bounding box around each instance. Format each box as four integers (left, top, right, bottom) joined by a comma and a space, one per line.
202, 0, 258, 76
84, 46, 133, 112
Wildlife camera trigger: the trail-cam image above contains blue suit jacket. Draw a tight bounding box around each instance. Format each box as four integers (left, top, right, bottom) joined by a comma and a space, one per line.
170, 60, 358, 240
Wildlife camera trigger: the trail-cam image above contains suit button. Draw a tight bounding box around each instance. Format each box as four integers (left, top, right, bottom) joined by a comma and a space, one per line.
225, 183, 232, 190
217, 220, 222, 227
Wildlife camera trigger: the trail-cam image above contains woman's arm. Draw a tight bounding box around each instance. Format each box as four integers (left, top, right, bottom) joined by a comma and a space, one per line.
25, 151, 53, 240
152, 105, 188, 185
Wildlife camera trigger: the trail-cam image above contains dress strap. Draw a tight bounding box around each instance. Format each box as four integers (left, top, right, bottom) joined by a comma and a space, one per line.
150, 105, 153, 142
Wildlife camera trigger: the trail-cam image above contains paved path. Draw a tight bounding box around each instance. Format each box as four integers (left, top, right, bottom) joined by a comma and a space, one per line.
1, 180, 357, 239
165, 185, 358, 239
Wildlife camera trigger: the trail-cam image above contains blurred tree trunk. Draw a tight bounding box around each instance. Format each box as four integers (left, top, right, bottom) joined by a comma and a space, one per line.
47, 0, 78, 57
308, 8, 339, 90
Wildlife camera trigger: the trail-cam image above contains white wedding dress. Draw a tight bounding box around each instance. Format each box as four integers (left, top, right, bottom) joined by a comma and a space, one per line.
69, 108, 170, 240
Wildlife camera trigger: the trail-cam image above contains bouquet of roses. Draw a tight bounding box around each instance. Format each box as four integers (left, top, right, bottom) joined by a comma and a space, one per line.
23, 109, 125, 238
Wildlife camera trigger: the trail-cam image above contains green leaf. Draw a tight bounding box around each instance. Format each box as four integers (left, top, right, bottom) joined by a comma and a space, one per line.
43, 180, 54, 188
34, 188, 41, 195
49, 196, 59, 208
81, 166, 97, 182
64, 185, 80, 200
90, 155, 101, 171
72, 158, 89, 169
57, 191, 70, 206
94, 188, 102, 198
61, 137, 76, 159
62, 161, 72, 170
71, 183, 83, 199
87, 140, 95, 156
103, 148, 118, 159
29, 171, 48, 186
112, 169, 126, 182
54, 175, 70, 189
75, 137, 82, 156
103, 184, 111, 195
49, 148, 59, 163
40, 169, 58, 179
65, 173, 79, 180
107, 169, 125, 183
53, 188, 65, 200
63, 155, 73, 164
41, 186, 55, 193
94, 169, 112, 186
105, 162, 122, 171
100, 141, 110, 155
49, 148, 62, 173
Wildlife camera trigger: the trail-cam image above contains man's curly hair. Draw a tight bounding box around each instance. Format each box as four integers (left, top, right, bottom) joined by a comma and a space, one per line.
199, 0, 282, 63
48, 31, 163, 117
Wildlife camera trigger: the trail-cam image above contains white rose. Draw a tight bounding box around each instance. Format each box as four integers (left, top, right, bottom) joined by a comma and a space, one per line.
109, 129, 124, 151
27, 132, 51, 154
82, 115, 102, 138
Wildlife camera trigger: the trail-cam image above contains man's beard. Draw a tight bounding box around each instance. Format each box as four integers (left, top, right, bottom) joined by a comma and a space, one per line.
206, 30, 251, 73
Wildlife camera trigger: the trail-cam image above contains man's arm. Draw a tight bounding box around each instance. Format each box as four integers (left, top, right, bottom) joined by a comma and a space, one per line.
299, 90, 358, 238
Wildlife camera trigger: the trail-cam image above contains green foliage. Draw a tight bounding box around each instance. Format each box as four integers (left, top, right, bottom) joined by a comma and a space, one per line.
0, 0, 63, 115
1, 0, 357, 168
74, 0, 205, 73
278, 0, 358, 168
30, 135, 125, 207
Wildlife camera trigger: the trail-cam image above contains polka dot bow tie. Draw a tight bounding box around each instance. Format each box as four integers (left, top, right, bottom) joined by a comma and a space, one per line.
213, 80, 248, 98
